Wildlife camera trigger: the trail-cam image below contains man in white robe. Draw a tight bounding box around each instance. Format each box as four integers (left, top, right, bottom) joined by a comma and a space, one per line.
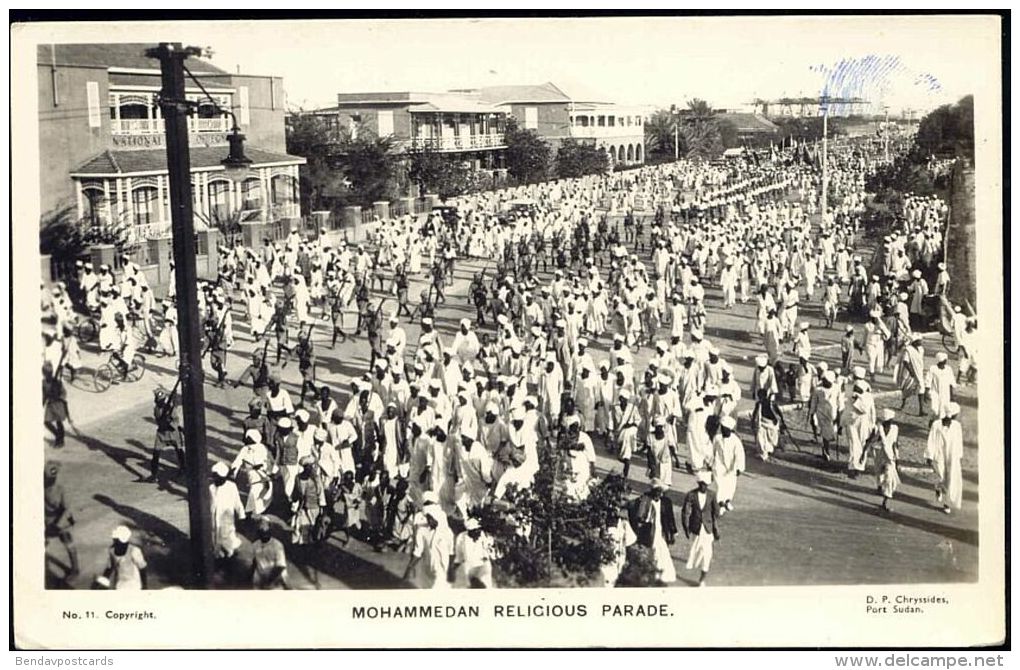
925, 351, 957, 419
712, 416, 745, 513
925, 402, 964, 514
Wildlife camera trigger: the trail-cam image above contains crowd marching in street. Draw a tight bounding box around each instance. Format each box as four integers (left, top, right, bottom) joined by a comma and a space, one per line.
41, 137, 975, 590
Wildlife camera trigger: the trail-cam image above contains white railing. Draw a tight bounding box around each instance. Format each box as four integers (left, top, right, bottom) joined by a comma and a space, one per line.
112, 118, 164, 135
408, 133, 506, 152
192, 117, 229, 133
112, 117, 229, 135
570, 126, 634, 138
132, 220, 173, 242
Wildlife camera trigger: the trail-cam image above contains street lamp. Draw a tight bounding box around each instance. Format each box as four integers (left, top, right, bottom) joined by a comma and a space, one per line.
222, 124, 253, 179
820, 96, 829, 224
144, 42, 248, 588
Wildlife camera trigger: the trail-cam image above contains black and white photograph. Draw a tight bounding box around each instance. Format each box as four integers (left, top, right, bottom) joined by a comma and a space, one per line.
11, 12, 1006, 650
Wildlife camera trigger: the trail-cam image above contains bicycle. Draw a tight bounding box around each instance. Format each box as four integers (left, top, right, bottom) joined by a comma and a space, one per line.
934, 294, 961, 354
75, 311, 101, 344
126, 310, 166, 354
92, 351, 146, 393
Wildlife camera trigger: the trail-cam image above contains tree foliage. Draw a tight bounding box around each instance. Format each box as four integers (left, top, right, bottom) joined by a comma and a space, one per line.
286, 112, 401, 210
645, 99, 740, 161
285, 112, 351, 212
643, 109, 679, 163
476, 446, 630, 588
40, 206, 132, 265
910, 95, 974, 163
406, 144, 474, 200
680, 119, 724, 160
503, 118, 552, 184
333, 131, 402, 207
555, 138, 610, 179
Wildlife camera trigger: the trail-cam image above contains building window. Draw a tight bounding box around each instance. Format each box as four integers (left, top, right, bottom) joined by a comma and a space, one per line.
86, 81, 101, 128
83, 188, 106, 226
208, 180, 232, 220
271, 174, 294, 205
132, 187, 159, 226
598, 116, 606, 127
239, 86, 250, 126
185, 94, 230, 132
241, 178, 262, 210
524, 107, 538, 129
608, 116, 616, 127
377, 110, 394, 136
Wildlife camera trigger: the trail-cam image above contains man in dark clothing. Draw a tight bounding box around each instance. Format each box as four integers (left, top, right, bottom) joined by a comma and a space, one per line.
233, 350, 271, 399
628, 480, 678, 548
149, 386, 185, 481
680, 472, 722, 586
394, 265, 412, 317
470, 272, 489, 326
45, 461, 80, 579
42, 361, 68, 448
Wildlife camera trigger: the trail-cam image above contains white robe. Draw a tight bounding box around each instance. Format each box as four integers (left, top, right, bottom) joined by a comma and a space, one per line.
925, 420, 964, 510
712, 433, 745, 502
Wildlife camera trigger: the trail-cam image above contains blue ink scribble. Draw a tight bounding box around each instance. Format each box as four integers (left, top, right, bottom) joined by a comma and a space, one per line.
810, 55, 943, 115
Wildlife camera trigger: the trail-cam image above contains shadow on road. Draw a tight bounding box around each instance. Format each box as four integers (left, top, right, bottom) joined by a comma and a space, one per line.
76, 432, 148, 481
93, 492, 194, 588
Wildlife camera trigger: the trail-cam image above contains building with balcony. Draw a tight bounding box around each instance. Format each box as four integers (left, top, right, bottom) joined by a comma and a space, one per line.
455, 83, 646, 167
312, 91, 509, 170
37, 43, 305, 243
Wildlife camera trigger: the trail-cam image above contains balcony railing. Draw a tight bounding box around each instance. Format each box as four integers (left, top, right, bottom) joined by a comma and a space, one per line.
112, 118, 164, 134
570, 126, 639, 138
407, 133, 506, 152
111, 117, 230, 135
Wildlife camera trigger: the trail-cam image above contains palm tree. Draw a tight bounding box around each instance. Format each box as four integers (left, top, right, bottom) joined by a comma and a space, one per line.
679, 98, 723, 159
686, 98, 715, 121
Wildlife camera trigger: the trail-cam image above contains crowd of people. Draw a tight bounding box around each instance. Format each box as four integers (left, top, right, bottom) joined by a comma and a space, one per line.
42, 137, 975, 590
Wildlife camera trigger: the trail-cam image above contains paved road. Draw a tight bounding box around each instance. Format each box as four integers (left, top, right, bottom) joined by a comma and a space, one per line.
43, 210, 979, 589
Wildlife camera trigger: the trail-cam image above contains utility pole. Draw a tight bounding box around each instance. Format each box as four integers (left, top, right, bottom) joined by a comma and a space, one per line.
670, 104, 679, 161
883, 105, 890, 164
820, 100, 829, 224
146, 43, 215, 587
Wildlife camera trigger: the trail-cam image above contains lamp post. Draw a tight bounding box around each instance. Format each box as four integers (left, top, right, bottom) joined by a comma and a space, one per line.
146, 42, 249, 587
820, 97, 829, 224
670, 104, 679, 161
883, 105, 890, 164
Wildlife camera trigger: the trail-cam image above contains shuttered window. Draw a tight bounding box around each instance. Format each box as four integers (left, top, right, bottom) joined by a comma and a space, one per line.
86, 81, 101, 128
377, 110, 394, 136
524, 106, 538, 129
239, 86, 250, 125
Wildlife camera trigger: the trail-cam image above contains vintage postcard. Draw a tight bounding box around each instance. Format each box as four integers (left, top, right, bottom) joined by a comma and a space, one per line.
10, 13, 1006, 649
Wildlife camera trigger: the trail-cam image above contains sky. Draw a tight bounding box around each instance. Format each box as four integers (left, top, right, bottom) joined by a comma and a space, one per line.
22, 15, 1000, 114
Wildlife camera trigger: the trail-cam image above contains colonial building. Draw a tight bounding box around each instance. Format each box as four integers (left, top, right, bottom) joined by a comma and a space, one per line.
312, 91, 509, 170
37, 43, 305, 242
455, 82, 646, 167
715, 111, 780, 147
